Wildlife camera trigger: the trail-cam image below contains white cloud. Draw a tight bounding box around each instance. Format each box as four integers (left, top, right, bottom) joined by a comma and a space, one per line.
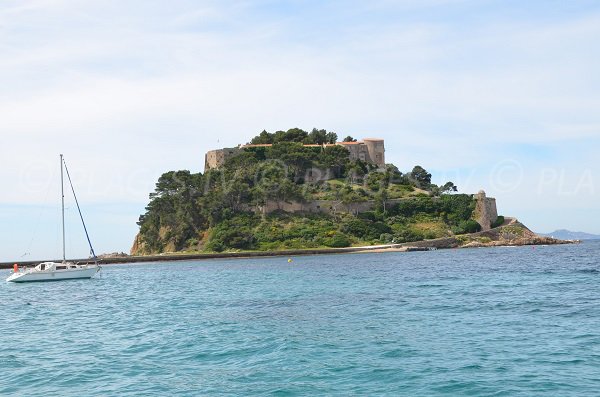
0, 0, 599, 251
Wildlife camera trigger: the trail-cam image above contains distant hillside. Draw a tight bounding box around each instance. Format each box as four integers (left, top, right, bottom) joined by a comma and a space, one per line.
538, 229, 600, 240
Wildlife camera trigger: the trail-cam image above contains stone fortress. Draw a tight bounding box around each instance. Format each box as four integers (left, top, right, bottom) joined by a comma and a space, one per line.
203, 137, 498, 231
205, 138, 386, 171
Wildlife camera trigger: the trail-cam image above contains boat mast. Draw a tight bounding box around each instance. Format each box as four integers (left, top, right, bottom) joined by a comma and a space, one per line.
62, 156, 97, 261
60, 154, 66, 263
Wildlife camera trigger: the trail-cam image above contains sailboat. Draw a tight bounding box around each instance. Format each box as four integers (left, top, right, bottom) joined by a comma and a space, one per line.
6, 155, 101, 282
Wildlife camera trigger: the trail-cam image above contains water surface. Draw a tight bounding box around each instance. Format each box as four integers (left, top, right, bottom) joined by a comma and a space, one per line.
1, 242, 599, 396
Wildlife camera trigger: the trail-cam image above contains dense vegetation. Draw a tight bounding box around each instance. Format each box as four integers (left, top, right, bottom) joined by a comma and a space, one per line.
249, 128, 339, 145
134, 128, 479, 254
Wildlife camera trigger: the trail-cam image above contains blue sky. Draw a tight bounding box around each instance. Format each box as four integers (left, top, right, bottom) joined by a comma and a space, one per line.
1, 0, 599, 261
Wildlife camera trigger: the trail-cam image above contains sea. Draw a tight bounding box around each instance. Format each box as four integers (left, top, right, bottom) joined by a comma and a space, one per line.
1, 241, 599, 396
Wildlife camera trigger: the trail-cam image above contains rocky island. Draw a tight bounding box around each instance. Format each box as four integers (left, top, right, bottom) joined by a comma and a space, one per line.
131, 128, 570, 256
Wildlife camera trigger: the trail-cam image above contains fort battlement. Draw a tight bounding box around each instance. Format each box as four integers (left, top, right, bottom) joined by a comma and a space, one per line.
204, 138, 385, 171
239, 192, 498, 230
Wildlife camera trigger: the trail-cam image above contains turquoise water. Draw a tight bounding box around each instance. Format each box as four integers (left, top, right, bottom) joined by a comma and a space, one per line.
1, 242, 599, 396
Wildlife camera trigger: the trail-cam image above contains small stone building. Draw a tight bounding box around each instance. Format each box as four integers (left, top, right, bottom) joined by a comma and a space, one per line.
339, 138, 385, 167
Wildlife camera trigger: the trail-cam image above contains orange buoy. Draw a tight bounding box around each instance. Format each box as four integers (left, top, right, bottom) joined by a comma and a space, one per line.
13, 264, 18, 273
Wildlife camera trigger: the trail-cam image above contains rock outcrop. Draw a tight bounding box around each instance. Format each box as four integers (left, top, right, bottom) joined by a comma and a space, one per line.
388, 218, 574, 250
130, 233, 145, 256
457, 218, 573, 248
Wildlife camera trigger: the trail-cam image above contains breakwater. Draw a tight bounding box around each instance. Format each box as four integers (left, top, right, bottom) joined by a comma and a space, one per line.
0, 244, 434, 269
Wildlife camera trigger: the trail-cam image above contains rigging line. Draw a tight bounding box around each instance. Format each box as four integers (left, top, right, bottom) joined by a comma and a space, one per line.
24, 164, 58, 255
62, 157, 97, 260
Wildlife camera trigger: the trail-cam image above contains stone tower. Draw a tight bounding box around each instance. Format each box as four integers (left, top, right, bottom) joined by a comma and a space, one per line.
363, 138, 385, 168
474, 190, 498, 231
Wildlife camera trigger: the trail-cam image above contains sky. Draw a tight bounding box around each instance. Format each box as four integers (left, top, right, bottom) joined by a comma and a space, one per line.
1, 0, 599, 261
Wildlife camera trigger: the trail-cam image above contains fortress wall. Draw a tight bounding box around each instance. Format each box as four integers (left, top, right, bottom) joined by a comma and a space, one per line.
251, 196, 498, 227
340, 143, 371, 163
205, 138, 386, 171
254, 198, 407, 216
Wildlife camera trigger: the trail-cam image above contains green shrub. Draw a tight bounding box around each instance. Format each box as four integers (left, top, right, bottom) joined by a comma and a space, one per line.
452, 220, 482, 235
357, 211, 378, 222
370, 222, 393, 238
491, 215, 505, 229
380, 233, 394, 243
206, 214, 259, 251
465, 220, 481, 233
393, 227, 425, 243
392, 197, 438, 218
258, 241, 283, 251
206, 240, 225, 252
422, 231, 439, 240
341, 218, 371, 238
324, 233, 351, 248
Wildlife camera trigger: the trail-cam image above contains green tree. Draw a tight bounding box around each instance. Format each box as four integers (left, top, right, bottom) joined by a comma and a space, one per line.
137, 170, 206, 253
267, 142, 315, 177
410, 165, 432, 189
440, 181, 458, 194
375, 188, 389, 214
222, 178, 251, 212
384, 164, 405, 185
250, 130, 274, 144
273, 128, 308, 143
325, 132, 338, 144
346, 161, 368, 184
307, 128, 328, 144
319, 145, 350, 169
366, 171, 389, 192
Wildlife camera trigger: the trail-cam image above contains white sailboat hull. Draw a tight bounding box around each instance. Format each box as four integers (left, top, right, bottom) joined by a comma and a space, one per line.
7, 265, 99, 283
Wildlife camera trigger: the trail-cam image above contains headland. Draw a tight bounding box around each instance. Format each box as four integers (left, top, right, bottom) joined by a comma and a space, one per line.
129, 128, 572, 258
